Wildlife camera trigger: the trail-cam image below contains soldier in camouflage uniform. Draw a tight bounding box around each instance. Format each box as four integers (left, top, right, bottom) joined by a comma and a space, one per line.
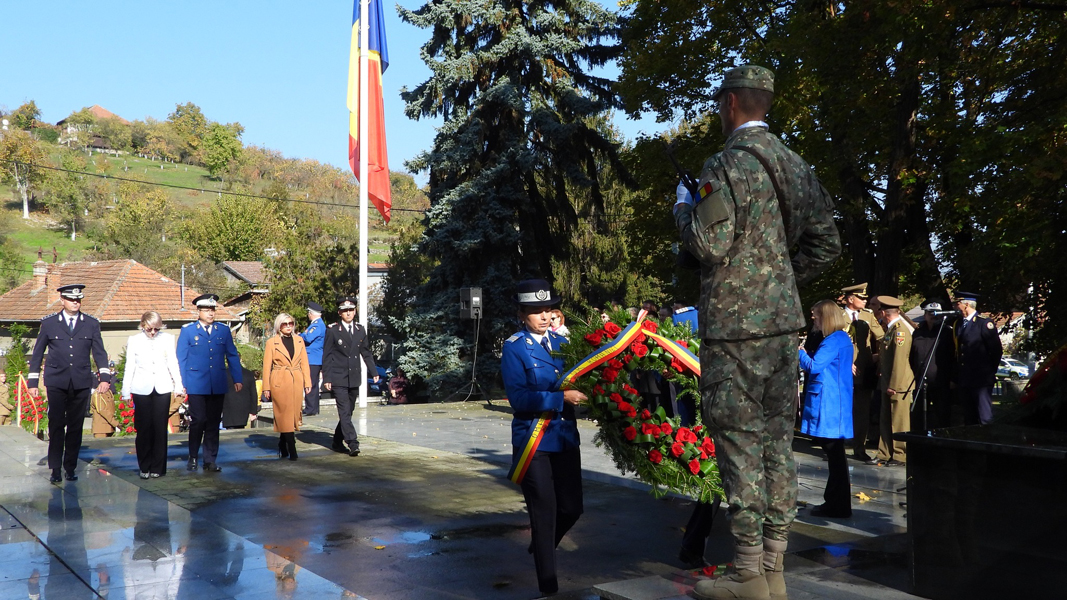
674, 65, 841, 600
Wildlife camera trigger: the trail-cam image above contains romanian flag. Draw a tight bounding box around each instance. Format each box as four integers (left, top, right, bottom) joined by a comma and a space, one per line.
347, 0, 392, 223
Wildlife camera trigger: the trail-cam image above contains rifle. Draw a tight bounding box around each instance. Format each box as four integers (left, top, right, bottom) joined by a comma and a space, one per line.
662, 140, 701, 271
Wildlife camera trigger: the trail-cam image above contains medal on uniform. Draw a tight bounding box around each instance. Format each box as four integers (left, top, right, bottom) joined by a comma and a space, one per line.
194, 336, 199, 341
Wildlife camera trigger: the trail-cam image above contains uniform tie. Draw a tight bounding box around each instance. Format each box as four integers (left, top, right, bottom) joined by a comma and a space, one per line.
852, 312, 858, 322
541, 336, 552, 354
68, 317, 75, 332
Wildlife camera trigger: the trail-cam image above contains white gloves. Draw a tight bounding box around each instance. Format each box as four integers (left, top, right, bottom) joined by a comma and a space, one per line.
674, 180, 694, 213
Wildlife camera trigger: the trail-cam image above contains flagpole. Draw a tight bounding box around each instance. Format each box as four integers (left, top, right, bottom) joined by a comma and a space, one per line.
358, 0, 370, 409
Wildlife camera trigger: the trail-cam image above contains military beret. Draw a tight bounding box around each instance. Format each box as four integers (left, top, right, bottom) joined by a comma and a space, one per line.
876, 295, 903, 309
193, 293, 219, 308
841, 282, 869, 299
57, 284, 86, 300
712, 65, 775, 100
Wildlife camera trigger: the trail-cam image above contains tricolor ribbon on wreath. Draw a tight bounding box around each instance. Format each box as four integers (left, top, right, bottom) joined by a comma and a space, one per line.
507, 310, 701, 484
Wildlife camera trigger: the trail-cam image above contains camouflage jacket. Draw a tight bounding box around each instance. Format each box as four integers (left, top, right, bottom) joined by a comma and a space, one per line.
675, 126, 840, 341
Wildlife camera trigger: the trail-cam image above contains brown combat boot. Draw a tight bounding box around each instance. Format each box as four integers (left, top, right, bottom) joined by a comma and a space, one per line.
689, 544, 769, 600
762, 537, 787, 600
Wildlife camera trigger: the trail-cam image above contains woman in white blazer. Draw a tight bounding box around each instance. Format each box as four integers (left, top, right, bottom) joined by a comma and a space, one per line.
122, 311, 184, 479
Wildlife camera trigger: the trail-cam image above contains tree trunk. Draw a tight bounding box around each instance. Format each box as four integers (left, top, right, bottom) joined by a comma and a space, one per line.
15, 162, 29, 219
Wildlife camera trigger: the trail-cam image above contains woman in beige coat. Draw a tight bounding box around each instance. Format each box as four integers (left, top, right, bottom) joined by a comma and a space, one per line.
262, 313, 311, 460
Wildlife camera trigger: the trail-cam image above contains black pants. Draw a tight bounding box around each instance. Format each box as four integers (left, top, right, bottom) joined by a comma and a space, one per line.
680, 498, 721, 558
304, 364, 321, 415
46, 385, 91, 473
520, 446, 584, 594
187, 393, 224, 464
332, 386, 360, 450
851, 386, 875, 454
133, 390, 170, 475
960, 385, 993, 425
819, 437, 851, 512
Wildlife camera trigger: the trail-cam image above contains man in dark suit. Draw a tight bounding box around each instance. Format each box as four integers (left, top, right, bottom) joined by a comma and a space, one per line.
952, 292, 1003, 425
175, 294, 243, 472
27, 284, 111, 483
322, 296, 379, 456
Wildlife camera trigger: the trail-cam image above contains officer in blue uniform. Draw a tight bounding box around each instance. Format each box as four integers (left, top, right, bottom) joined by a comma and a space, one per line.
175, 294, 243, 472
322, 296, 378, 456
500, 279, 587, 596
27, 284, 111, 483
952, 292, 1003, 425
299, 301, 326, 416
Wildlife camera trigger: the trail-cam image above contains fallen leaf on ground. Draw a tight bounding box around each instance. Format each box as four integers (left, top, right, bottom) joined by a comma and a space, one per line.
374, 545, 386, 550
855, 492, 872, 502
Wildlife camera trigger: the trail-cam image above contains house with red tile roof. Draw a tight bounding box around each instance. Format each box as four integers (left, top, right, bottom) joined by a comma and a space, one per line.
0, 259, 241, 361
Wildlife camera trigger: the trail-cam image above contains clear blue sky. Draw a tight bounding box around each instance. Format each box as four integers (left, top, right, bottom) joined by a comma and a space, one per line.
0, 1, 664, 182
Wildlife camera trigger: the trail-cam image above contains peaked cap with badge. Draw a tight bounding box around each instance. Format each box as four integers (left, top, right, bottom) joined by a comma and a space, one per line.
841, 282, 869, 300
512, 279, 559, 307
193, 293, 219, 308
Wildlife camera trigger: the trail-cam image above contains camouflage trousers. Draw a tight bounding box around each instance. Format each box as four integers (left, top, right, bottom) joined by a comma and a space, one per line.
700, 334, 798, 546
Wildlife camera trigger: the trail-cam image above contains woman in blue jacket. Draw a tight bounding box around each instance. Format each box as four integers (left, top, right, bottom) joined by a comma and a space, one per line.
500, 279, 587, 596
798, 299, 855, 518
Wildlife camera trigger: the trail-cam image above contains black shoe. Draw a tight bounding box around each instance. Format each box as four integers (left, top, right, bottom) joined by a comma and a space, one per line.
203, 463, 222, 472
139, 472, 150, 480
678, 548, 710, 568
853, 451, 873, 462
331, 443, 347, 453
49, 469, 62, 483
65, 472, 77, 481
187, 458, 198, 471
885, 459, 906, 467
810, 504, 852, 519
348, 448, 360, 457
288, 455, 298, 461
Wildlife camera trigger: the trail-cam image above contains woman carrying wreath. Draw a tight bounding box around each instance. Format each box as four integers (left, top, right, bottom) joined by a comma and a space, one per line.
122, 311, 184, 479
262, 313, 311, 461
500, 279, 588, 596
798, 299, 855, 518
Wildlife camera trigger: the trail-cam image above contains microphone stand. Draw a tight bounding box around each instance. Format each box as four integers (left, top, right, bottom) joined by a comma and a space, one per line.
912, 316, 949, 432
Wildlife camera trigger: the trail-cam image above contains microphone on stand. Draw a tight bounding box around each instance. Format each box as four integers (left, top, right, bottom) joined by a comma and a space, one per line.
929, 309, 961, 317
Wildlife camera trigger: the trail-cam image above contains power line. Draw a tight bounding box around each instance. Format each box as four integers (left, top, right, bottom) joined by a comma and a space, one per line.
1, 159, 429, 214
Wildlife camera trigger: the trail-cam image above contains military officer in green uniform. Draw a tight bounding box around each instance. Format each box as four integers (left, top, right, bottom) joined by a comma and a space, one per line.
840, 282, 884, 462
675, 65, 841, 600
873, 296, 913, 465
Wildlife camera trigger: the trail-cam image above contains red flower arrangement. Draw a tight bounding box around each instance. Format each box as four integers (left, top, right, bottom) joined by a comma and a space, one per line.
555, 307, 721, 503
114, 398, 137, 436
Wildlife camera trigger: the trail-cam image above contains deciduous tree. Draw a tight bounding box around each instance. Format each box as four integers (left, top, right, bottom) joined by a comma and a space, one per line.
0, 129, 47, 218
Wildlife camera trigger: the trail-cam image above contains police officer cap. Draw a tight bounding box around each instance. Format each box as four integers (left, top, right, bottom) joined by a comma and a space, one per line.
954, 291, 980, 303
193, 294, 219, 308
923, 301, 942, 312
513, 279, 558, 307
712, 65, 775, 100
337, 296, 357, 311
876, 295, 903, 309
307, 301, 324, 313
57, 284, 86, 300
841, 282, 869, 299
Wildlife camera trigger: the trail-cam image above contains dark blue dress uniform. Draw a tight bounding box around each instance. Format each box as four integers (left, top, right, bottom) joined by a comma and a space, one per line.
953, 313, 1003, 425
176, 317, 242, 470
299, 312, 326, 415
501, 327, 582, 595
27, 309, 110, 477
322, 316, 378, 454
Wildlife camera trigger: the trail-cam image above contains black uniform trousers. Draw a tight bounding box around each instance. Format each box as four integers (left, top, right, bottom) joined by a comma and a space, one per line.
187, 393, 225, 464
960, 384, 993, 425
332, 386, 361, 450
304, 364, 321, 415
680, 498, 722, 559
46, 384, 92, 473
520, 446, 584, 594
133, 390, 171, 475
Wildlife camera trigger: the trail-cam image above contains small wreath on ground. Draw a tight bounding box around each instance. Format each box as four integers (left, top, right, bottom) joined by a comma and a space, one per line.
556, 308, 722, 503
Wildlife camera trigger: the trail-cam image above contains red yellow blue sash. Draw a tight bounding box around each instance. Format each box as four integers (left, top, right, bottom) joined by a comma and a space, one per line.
557, 311, 650, 389
508, 411, 553, 484
643, 331, 700, 375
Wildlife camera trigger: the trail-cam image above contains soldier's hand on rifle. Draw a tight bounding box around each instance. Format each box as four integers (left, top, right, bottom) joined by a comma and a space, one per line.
674, 180, 694, 214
